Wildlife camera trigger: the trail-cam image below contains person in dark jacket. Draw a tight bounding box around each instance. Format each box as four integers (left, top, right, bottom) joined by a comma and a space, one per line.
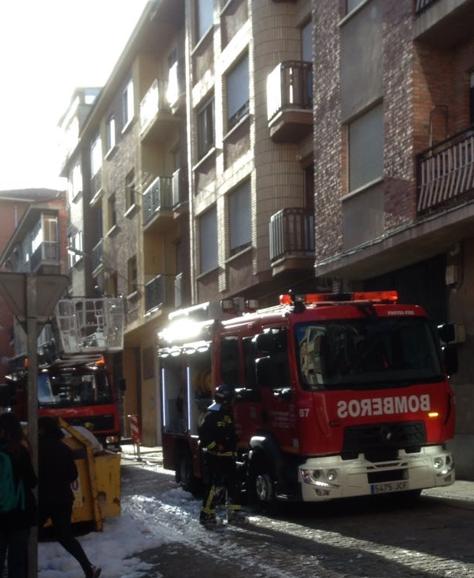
0, 412, 37, 578
198, 384, 245, 528
38, 416, 101, 578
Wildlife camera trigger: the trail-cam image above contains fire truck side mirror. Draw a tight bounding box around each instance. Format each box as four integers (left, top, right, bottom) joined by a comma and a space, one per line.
443, 343, 458, 376
437, 323, 455, 344
118, 378, 127, 393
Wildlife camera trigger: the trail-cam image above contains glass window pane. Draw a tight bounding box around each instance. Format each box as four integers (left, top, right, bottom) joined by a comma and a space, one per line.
349, 103, 384, 191
199, 206, 218, 273
347, 0, 365, 13
229, 180, 251, 253
197, 0, 213, 40
301, 21, 312, 62
227, 55, 249, 127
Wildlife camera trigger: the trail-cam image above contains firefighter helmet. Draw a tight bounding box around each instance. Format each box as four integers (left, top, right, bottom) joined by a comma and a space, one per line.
214, 384, 234, 403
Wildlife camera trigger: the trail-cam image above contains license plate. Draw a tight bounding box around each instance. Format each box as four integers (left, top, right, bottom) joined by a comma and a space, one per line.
371, 480, 409, 495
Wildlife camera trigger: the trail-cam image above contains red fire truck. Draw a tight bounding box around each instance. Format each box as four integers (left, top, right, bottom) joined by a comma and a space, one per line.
0, 297, 125, 448
159, 290, 457, 503
4, 356, 122, 448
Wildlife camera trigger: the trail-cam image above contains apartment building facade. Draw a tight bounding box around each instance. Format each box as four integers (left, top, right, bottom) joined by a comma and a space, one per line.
186, 0, 318, 307
312, 0, 474, 476
61, 1, 187, 445
0, 190, 67, 363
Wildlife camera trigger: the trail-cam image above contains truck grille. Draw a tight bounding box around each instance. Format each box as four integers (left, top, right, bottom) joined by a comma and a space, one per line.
342, 421, 426, 462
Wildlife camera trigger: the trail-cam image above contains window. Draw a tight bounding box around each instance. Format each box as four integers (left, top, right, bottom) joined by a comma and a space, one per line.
301, 20, 312, 62
346, 0, 365, 13
68, 163, 83, 204
127, 255, 138, 295
122, 79, 134, 128
348, 103, 384, 192
220, 337, 240, 385
226, 54, 249, 130
68, 231, 83, 268
125, 170, 136, 210
197, 98, 214, 159
196, 0, 213, 41
107, 194, 117, 231
106, 115, 116, 152
229, 179, 251, 255
199, 206, 218, 273
90, 135, 102, 177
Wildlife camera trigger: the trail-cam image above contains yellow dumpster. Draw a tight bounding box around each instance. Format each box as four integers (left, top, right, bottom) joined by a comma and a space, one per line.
60, 419, 121, 531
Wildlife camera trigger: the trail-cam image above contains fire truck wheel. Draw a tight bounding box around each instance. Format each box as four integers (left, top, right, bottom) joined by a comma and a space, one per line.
248, 457, 275, 505
175, 449, 202, 497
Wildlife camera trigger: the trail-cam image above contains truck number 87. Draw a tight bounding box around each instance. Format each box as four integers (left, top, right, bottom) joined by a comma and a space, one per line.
299, 408, 310, 418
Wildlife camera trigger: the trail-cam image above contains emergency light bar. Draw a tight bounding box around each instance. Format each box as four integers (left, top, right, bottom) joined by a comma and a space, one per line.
280, 290, 399, 306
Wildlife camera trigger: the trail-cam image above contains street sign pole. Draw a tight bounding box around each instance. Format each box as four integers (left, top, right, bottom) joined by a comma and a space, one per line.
26, 275, 38, 578
0, 271, 69, 578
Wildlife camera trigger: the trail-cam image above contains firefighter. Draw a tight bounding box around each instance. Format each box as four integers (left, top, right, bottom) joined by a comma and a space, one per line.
198, 384, 245, 528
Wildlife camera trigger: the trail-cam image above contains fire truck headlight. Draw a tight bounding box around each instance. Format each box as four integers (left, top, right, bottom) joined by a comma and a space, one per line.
312, 469, 322, 480
433, 457, 444, 470
327, 469, 338, 482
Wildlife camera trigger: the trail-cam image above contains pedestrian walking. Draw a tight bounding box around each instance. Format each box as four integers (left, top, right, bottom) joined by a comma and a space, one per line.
38, 416, 101, 578
198, 384, 245, 528
0, 412, 37, 578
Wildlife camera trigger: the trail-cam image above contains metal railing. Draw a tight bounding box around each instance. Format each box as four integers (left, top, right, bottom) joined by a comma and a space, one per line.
417, 125, 474, 214
142, 176, 173, 225
269, 208, 315, 262
267, 61, 313, 121
172, 168, 188, 208
30, 241, 60, 271
144, 274, 175, 313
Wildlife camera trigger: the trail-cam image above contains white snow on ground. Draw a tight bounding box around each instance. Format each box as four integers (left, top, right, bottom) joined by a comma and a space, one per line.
38, 478, 295, 578
38, 510, 170, 578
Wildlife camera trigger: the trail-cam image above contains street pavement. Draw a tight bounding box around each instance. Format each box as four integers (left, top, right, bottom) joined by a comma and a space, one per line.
119, 444, 474, 578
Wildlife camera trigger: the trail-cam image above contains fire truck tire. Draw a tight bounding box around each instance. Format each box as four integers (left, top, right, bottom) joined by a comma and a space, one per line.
248, 455, 275, 505
175, 449, 202, 497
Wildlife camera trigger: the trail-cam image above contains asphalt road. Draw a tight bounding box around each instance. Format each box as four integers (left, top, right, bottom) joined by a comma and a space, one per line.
119, 451, 474, 578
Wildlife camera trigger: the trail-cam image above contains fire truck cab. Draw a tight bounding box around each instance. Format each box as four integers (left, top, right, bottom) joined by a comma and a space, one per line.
159, 291, 456, 503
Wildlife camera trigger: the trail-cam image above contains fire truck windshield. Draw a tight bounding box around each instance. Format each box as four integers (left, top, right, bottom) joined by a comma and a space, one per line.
295, 316, 443, 390
38, 370, 113, 407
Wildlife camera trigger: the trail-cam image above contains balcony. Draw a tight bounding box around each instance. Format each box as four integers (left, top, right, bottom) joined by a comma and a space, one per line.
414, 0, 474, 47
266, 61, 313, 143
140, 79, 180, 143
30, 241, 60, 273
142, 176, 173, 228
91, 239, 104, 274
269, 208, 315, 274
417, 125, 474, 215
144, 273, 175, 314
172, 168, 188, 211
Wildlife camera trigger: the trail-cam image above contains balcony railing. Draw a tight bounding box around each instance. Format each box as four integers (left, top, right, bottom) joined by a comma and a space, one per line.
172, 168, 188, 208
417, 125, 474, 214
269, 208, 315, 263
267, 61, 313, 121
142, 176, 173, 225
140, 79, 169, 132
30, 241, 60, 271
144, 274, 175, 313
91, 239, 104, 272
415, 0, 439, 15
